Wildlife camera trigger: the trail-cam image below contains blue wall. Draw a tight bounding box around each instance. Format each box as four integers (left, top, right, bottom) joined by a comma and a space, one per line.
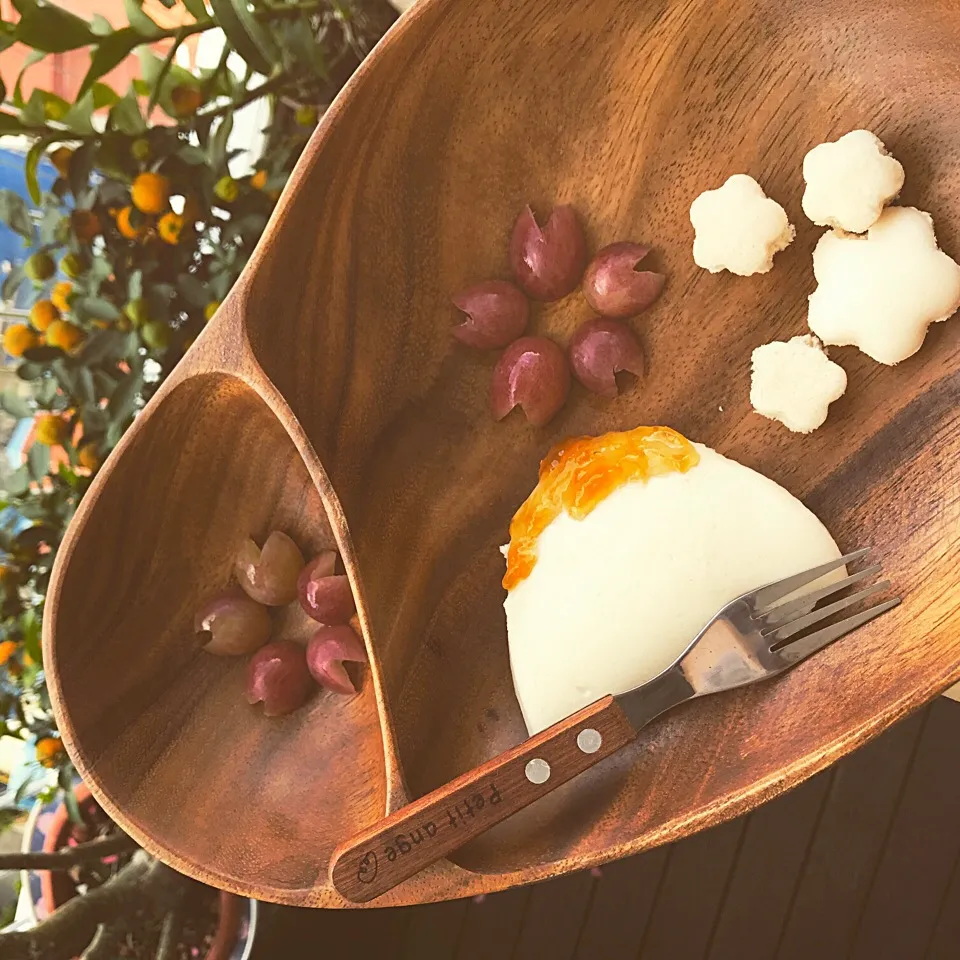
0, 148, 58, 309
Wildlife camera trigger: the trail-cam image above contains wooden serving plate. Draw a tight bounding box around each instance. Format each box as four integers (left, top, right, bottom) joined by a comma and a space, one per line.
43, 0, 960, 908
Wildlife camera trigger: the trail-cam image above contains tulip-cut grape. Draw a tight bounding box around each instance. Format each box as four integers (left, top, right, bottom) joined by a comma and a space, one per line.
195, 589, 271, 656
490, 336, 570, 426
234, 531, 304, 606
509, 205, 587, 301
452, 280, 529, 349
568, 318, 645, 398
298, 553, 356, 624
306, 625, 367, 695
245, 641, 314, 717
581, 242, 665, 318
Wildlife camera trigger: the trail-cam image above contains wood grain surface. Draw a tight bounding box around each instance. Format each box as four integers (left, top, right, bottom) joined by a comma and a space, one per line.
43, 0, 960, 907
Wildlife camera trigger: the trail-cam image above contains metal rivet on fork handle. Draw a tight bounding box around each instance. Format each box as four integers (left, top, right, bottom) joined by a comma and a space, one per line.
577, 728, 602, 754
525, 758, 551, 784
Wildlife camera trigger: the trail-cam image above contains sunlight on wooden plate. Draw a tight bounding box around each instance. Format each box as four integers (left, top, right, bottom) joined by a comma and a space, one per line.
44, 0, 960, 907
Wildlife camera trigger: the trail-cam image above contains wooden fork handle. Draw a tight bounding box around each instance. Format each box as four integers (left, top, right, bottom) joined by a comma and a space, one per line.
331, 696, 636, 902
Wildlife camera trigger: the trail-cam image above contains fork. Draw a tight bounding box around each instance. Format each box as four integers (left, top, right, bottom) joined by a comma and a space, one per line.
331, 548, 898, 902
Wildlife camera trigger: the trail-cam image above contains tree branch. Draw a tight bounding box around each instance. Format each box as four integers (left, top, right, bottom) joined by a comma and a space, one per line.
144, 18, 219, 43
80, 921, 128, 960
257, 0, 326, 17
155, 900, 183, 960
0, 852, 189, 960
0, 832, 137, 871
197, 72, 293, 123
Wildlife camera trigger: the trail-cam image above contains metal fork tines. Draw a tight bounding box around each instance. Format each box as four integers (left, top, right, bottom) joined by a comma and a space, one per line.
614, 548, 899, 752
750, 548, 899, 667
672, 548, 900, 704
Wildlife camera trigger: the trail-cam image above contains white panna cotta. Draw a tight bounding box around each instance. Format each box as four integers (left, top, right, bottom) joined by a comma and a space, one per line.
503, 429, 840, 734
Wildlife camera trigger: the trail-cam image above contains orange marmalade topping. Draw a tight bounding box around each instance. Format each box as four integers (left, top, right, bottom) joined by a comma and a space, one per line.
502, 426, 700, 591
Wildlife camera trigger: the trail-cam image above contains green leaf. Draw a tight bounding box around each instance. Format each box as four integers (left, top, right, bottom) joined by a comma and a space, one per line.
58, 461, 81, 487
91, 81, 120, 109
15, 770, 42, 807
22, 345, 63, 363
76, 328, 126, 364
107, 368, 143, 423
21, 607, 41, 661
25, 134, 57, 204
92, 369, 117, 400
0, 22, 16, 56
0, 191, 35, 242
132, 78, 150, 97
208, 112, 233, 171
87, 256, 113, 285
96, 177, 128, 208
5, 466, 30, 496
37, 89, 70, 121
60, 774, 83, 824
34, 372, 58, 405
13, 50, 46, 109
224, 211, 266, 243
73, 296, 121, 323
19, 89, 48, 127
105, 419, 124, 448
15, 2, 95, 53
38, 203, 63, 246
137, 45, 198, 118
23, 661, 41, 690
75, 366, 95, 405
137, 45, 197, 89
197, 52, 236, 100
107, 91, 145, 135
146, 29, 186, 117
62, 91, 96, 135
0, 389, 33, 419
208, 0, 273, 75
177, 143, 207, 165
90, 13, 113, 36
124, 329, 141, 358
2, 264, 24, 300
49, 356, 75, 395
52, 358, 97, 408
128, 269, 142, 300
275, 16, 329, 81
27, 443, 49, 482
81, 411, 107, 438
209, 269, 232, 302
67, 139, 96, 198
0, 112, 25, 133
123, 0, 161, 37
77, 27, 143, 101
151, 281, 176, 299
16, 361, 44, 381
177, 271, 208, 307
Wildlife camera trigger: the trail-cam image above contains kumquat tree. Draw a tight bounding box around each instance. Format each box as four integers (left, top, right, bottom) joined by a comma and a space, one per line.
0, 1, 396, 955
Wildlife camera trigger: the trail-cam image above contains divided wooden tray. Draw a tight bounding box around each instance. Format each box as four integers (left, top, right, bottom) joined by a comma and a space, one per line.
43, 0, 960, 907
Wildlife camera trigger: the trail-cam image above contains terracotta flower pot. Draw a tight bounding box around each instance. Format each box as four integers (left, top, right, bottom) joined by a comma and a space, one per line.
37, 783, 252, 959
